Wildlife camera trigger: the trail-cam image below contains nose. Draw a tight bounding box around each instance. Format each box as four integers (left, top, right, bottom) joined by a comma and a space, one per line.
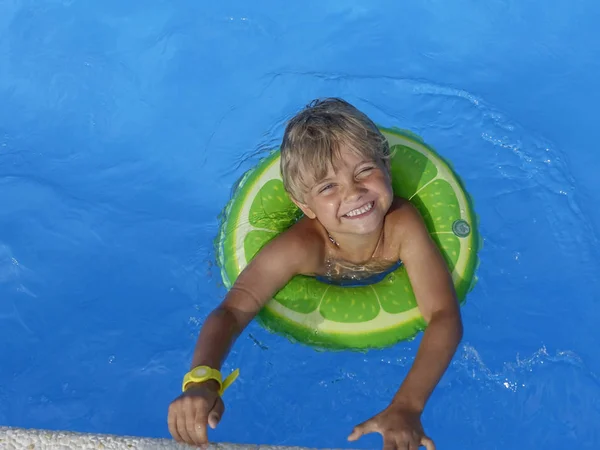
344, 180, 366, 203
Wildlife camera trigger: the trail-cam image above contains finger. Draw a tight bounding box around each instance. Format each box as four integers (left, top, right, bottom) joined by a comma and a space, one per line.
184, 404, 208, 447
208, 397, 225, 429
406, 432, 424, 450
420, 436, 436, 450
408, 438, 420, 450
347, 419, 378, 441
175, 409, 193, 445
167, 406, 181, 442
193, 404, 210, 445
383, 436, 398, 450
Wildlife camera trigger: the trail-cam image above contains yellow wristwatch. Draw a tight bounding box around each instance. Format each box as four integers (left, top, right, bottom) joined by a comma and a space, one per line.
182, 366, 240, 396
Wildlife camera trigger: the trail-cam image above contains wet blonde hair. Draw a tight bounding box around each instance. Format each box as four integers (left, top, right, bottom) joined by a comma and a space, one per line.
280, 98, 390, 202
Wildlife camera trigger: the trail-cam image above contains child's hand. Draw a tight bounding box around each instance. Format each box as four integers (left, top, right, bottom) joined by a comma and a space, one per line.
348, 404, 435, 450
167, 380, 224, 448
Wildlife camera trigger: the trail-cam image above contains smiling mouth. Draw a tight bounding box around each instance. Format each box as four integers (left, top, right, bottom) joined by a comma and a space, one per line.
343, 201, 374, 218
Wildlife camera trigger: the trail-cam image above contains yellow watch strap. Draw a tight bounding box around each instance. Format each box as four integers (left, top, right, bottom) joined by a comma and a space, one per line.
220, 368, 240, 395
182, 366, 239, 396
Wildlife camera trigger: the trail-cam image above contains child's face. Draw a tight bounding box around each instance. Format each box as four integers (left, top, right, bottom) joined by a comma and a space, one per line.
294, 146, 393, 237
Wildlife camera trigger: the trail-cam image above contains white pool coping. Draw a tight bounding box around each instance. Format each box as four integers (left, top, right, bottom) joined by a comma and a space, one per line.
0, 426, 330, 449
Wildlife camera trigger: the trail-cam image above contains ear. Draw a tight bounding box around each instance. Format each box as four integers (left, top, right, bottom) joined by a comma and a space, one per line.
291, 197, 317, 219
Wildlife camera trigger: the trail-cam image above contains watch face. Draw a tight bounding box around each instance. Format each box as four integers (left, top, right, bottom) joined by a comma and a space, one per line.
194, 367, 208, 377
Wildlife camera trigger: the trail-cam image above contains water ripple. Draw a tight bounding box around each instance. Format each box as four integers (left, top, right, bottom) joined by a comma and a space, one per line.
456, 344, 598, 392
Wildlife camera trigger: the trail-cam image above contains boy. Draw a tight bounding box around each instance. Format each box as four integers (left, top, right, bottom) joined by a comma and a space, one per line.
168, 98, 462, 450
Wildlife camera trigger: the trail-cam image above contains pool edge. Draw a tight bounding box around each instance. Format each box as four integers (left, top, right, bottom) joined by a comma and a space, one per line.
0, 426, 333, 449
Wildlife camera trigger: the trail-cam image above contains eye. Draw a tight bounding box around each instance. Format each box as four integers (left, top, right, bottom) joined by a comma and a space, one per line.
318, 183, 334, 193
357, 166, 374, 177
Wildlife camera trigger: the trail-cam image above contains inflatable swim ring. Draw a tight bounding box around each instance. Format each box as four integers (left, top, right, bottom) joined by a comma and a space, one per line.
216, 128, 479, 350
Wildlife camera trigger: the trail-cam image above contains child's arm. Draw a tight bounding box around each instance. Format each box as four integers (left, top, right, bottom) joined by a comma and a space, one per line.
349, 200, 462, 450
190, 228, 320, 371
390, 202, 463, 412
168, 226, 321, 446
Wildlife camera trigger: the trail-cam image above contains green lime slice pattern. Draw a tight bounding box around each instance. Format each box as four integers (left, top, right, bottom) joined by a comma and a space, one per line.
216, 128, 479, 350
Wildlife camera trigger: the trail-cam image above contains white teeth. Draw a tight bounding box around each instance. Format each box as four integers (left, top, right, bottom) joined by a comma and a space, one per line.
345, 202, 373, 217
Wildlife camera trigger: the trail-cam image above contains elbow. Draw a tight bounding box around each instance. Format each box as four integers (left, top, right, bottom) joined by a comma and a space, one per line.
429, 307, 463, 345
209, 305, 245, 336
456, 313, 464, 343
446, 306, 463, 345
451, 308, 464, 346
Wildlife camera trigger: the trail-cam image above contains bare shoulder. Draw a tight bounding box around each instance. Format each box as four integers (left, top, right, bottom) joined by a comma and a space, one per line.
252, 216, 325, 276
385, 199, 457, 321
224, 217, 325, 314
385, 197, 429, 239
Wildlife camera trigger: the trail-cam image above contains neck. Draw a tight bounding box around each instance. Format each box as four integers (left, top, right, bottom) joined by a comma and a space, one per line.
326, 226, 384, 264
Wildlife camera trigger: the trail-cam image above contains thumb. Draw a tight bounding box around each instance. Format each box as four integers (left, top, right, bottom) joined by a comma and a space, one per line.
347, 418, 377, 442
421, 436, 436, 450
208, 397, 225, 429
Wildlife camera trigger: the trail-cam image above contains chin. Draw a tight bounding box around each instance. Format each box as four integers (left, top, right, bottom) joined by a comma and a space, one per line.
352, 221, 383, 236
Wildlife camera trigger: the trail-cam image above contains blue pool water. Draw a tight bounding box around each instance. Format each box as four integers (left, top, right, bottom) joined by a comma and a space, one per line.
1, 1, 600, 448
